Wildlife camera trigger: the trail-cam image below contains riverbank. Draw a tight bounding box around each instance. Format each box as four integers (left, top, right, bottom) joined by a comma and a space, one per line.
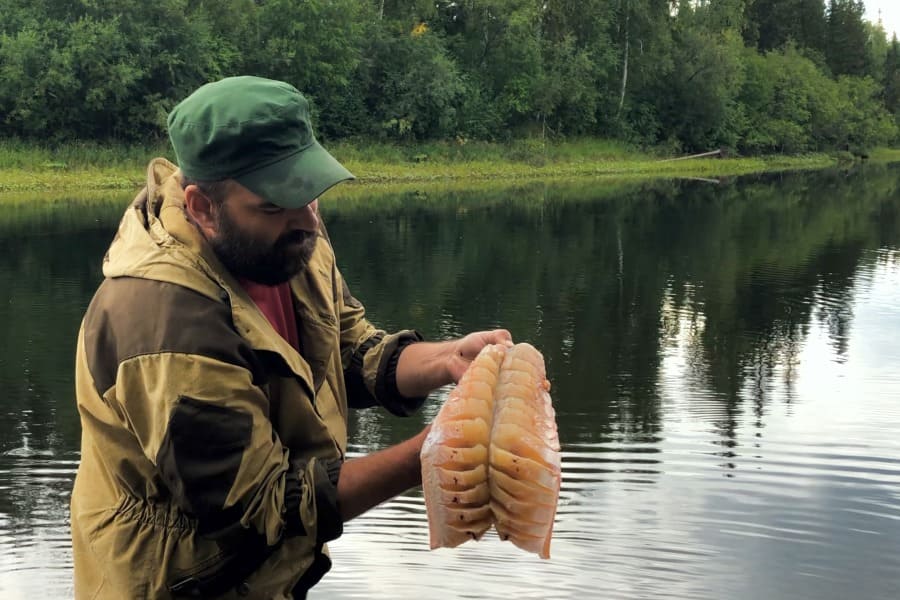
2, 139, 900, 197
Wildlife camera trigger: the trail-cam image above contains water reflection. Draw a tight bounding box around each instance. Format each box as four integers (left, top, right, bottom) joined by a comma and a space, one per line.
1, 167, 900, 599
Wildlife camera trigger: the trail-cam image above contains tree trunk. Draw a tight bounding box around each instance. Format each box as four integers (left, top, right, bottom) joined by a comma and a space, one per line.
617, 3, 630, 120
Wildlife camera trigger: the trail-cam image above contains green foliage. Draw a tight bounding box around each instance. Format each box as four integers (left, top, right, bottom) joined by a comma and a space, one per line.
0, 0, 897, 152
363, 27, 468, 140
242, 0, 371, 139
443, 0, 544, 128
829, 75, 897, 149
740, 46, 820, 152
885, 37, 900, 120
597, 0, 675, 143
826, 0, 869, 76
736, 44, 897, 153
656, 26, 747, 150
745, 0, 827, 54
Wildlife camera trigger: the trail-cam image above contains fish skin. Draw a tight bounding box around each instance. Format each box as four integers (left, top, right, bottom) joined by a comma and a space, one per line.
421, 342, 561, 559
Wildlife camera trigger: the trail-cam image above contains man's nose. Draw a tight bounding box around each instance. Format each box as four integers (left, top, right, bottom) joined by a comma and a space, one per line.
288, 201, 319, 232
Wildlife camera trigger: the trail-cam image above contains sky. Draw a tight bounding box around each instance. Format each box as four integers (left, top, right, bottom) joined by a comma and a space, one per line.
866, 0, 900, 39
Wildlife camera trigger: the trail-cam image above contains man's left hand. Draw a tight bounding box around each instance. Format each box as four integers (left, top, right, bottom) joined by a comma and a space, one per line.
446, 329, 513, 383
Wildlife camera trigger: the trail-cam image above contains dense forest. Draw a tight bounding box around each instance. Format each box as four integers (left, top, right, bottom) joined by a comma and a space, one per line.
1, 0, 899, 153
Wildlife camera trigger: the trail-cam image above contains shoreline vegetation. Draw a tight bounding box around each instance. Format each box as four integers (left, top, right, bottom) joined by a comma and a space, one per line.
3, 3, 899, 202
2, 140, 900, 203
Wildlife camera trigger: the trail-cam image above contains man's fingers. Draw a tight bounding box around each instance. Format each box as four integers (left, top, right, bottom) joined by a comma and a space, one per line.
489, 328, 513, 345
457, 329, 513, 363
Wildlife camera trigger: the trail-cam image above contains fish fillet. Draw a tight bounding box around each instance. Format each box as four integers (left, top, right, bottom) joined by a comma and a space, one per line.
421, 343, 561, 558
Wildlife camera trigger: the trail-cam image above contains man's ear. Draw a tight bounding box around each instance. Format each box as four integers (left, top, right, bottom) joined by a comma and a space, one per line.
184, 185, 219, 239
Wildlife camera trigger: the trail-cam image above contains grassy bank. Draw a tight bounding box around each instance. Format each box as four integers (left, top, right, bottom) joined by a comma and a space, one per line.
2, 138, 900, 197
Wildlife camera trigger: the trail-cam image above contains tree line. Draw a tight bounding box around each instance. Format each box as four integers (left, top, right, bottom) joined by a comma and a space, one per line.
1, 0, 899, 153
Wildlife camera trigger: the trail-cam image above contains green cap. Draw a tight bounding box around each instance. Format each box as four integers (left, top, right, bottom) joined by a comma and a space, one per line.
167, 76, 354, 208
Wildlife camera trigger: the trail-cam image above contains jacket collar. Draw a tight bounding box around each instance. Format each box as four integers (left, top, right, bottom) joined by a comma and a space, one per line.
107, 158, 316, 391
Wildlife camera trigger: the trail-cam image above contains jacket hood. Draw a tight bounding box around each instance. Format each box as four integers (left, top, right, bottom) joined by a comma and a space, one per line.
102, 158, 325, 382
103, 158, 226, 302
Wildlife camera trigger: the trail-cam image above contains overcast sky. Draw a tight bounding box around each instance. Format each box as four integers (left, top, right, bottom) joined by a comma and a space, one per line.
866, 0, 900, 39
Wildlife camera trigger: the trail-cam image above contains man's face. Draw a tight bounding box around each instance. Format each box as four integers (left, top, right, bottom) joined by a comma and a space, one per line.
207, 185, 320, 285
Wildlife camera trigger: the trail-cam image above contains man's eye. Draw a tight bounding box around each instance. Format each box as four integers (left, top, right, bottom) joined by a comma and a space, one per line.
259, 206, 285, 215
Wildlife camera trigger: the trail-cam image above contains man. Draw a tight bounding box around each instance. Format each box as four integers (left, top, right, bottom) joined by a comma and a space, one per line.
70, 76, 511, 599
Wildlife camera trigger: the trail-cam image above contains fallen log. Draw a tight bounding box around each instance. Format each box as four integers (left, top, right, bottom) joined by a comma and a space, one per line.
658, 149, 723, 162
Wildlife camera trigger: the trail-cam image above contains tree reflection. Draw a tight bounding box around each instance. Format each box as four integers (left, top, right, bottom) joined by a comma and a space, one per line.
327, 166, 900, 452
1, 167, 899, 509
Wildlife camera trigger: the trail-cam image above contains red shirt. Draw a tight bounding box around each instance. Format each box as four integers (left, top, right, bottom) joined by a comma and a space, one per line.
238, 279, 300, 352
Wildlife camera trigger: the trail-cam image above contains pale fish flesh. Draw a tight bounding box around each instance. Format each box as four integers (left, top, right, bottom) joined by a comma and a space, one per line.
420, 343, 561, 559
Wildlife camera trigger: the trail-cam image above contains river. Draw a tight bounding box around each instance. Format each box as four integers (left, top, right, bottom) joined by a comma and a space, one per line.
1, 166, 899, 599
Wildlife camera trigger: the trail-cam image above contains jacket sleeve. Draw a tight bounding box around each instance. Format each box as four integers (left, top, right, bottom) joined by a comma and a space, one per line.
332, 263, 427, 416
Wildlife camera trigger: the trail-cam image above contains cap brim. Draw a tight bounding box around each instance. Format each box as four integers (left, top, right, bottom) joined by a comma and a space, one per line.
235, 141, 355, 208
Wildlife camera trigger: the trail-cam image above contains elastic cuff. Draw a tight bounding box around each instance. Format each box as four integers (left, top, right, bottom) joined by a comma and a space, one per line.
283, 466, 307, 537
312, 458, 343, 544
375, 331, 427, 417
345, 333, 384, 409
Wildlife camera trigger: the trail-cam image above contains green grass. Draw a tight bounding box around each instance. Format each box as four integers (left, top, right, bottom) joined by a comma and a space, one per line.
328, 137, 647, 165
2, 138, 900, 198
0, 139, 169, 193
867, 147, 900, 162
0, 138, 169, 169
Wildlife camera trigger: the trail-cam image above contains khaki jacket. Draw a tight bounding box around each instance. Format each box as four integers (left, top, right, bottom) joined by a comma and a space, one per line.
71, 159, 423, 599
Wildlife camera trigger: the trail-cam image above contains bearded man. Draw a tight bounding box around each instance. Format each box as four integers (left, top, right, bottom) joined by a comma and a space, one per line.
70, 76, 511, 599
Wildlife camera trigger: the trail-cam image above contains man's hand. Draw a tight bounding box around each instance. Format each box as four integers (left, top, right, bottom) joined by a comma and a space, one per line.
446, 329, 513, 382
395, 329, 514, 398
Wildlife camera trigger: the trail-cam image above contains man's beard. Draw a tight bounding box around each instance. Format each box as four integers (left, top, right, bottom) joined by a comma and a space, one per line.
209, 208, 318, 285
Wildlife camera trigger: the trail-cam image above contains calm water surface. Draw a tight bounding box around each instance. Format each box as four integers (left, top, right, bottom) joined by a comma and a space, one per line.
1, 167, 899, 599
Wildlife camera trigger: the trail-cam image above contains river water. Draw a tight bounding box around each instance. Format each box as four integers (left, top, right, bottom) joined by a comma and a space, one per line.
1, 166, 899, 599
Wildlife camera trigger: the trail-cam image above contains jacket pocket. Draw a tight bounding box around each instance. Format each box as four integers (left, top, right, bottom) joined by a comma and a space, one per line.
168, 533, 277, 598
295, 308, 338, 395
